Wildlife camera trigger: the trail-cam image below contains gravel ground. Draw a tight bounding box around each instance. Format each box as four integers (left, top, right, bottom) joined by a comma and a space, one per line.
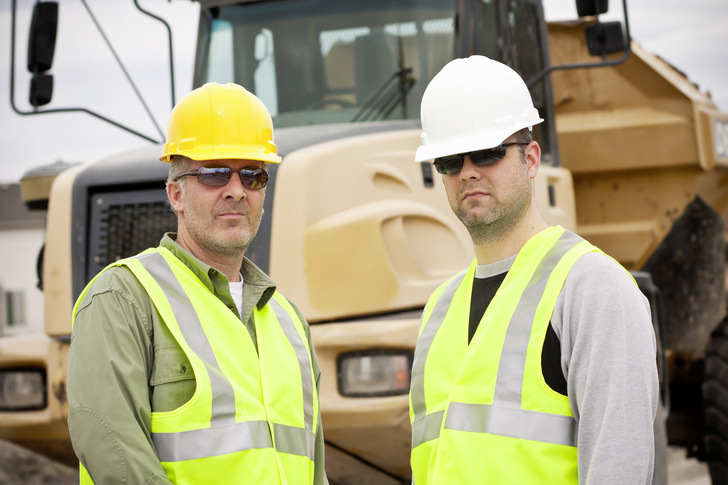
0, 440, 77, 485
668, 446, 711, 485
0, 439, 713, 484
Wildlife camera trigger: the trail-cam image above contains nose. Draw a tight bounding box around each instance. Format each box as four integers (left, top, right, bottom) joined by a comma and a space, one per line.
222, 173, 247, 201
459, 155, 481, 181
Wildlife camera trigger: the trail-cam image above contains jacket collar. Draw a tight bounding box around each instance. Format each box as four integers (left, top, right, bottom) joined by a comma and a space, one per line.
160, 233, 277, 310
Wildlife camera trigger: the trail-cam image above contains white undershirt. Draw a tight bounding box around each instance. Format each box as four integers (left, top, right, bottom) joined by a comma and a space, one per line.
229, 274, 244, 320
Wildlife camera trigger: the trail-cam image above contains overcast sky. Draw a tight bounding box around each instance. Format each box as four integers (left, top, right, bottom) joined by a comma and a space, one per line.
1, 0, 726, 184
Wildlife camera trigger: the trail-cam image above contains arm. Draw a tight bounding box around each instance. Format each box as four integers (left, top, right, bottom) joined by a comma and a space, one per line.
68, 268, 173, 485
553, 252, 659, 485
313, 369, 330, 485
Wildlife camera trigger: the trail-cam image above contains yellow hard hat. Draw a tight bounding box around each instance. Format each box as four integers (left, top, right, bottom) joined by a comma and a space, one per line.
160, 82, 282, 164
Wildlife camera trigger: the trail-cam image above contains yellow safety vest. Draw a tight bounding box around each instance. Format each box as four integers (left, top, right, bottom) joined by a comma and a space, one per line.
74, 248, 318, 484
409, 226, 599, 484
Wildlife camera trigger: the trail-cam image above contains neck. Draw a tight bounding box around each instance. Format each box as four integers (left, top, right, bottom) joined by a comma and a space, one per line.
472, 210, 548, 265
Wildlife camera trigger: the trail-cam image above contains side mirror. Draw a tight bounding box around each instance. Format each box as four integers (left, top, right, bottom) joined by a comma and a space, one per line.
27, 2, 58, 107
29, 74, 54, 107
576, 0, 609, 17
585, 21, 627, 56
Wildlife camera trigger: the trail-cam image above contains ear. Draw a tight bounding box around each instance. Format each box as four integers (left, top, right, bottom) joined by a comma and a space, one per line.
167, 181, 185, 213
525, 141, 541, 180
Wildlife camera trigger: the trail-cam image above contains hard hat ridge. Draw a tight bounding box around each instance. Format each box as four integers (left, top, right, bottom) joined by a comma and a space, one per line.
160, 82, 282, 164
415, 55, 543, 162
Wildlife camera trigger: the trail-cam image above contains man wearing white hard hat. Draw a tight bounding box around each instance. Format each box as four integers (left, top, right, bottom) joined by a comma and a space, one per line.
408, 56, 658, 484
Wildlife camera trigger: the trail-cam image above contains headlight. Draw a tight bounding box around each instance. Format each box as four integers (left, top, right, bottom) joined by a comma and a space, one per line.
0, 369, 46, 411
338, 350, 412, 397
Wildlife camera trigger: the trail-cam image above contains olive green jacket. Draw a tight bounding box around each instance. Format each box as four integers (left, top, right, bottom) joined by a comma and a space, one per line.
68, 234, 328, 484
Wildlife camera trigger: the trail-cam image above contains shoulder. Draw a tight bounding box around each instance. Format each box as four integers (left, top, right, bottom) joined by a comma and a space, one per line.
73, 262, 160, 346
267, 291, 310, 330
75, 264, 150, 317
422, 268, 469, 319
560, 251, 645, 304
554, 251, 652, 339
431, 266, 471, 300
568, 251, 633, 284
562, 251, 648, 305
284, 296, 308, 325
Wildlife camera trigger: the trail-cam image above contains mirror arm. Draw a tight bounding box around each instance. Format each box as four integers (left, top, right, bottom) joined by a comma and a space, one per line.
526, 0, 631, 89
133, 0, 176, 109
80, 0, 164, 139
9, 0, 162, 143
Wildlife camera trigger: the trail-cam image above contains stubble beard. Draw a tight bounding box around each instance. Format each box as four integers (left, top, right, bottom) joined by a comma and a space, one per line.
454, 178, 532, 245
184, 202, 262, 258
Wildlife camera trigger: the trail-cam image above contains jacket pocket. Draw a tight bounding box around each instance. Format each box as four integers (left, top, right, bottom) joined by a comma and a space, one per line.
150, 345, 196, 412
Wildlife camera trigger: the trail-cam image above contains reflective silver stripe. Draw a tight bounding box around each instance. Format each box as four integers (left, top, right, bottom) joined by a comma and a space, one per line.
411, 230, 583, 449
274, 423, 315, 457
138, 251, 315, 461
411, 410, 444, 447
444, 402, 577, 447
494, 230, 583, 406
153, 420, 272, 462
410, 271, 467, 426
269, 297, 316, 459
140, 251, 236, 426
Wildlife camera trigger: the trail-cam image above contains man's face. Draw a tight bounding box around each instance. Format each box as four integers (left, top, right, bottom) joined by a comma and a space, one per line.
441, 141, 537, 244
167, 158, 266, 260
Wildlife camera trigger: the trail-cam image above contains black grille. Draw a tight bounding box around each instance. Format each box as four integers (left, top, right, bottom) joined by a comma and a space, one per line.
88, 189, 177, 279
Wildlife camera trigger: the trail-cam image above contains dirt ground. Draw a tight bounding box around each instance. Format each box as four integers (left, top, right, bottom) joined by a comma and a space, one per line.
0, 439, 78, 485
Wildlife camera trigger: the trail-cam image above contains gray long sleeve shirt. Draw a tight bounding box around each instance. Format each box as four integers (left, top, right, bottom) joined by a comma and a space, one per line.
68, 234, 328, 484
475, 251, 658, 484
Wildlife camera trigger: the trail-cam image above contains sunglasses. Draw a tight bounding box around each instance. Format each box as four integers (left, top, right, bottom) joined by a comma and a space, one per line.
173, 165, 269, 189
433, 142, 529, 175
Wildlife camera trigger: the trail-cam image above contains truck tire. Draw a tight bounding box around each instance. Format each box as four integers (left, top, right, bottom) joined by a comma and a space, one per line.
703, 316, 728, 484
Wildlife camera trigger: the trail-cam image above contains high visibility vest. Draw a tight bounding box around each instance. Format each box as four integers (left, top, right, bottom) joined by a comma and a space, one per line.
409, 227, 602, 484
73, 248, 318, 484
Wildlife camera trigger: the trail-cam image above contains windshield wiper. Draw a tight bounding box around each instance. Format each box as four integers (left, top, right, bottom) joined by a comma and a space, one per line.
352, 67, 415, 122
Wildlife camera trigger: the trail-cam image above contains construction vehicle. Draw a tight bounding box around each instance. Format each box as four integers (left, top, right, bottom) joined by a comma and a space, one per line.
4, 0, 728, 483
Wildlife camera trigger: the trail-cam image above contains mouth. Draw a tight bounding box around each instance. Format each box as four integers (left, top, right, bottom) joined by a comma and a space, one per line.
217, 211, 246, 219
462, 189, 490, 201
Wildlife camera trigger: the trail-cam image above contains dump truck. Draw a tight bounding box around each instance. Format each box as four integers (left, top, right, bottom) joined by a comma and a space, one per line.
4, 0, 728, 483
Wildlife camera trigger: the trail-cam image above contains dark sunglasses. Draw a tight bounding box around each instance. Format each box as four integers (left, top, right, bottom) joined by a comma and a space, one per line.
433, 142, 529, 175
173, 165, 269, 189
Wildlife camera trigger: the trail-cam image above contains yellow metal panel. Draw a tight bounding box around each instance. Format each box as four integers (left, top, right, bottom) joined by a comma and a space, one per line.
270, 130, 473, 322
44, 164, 87, 337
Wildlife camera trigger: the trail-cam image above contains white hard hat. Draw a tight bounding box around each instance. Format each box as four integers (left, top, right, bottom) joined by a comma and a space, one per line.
415, 55, 543, 162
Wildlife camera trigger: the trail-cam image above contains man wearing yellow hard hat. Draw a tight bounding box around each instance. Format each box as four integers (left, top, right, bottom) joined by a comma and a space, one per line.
68, 83, 329, 484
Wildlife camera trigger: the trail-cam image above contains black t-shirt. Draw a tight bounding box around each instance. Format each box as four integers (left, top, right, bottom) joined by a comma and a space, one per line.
469, 273, 568, 395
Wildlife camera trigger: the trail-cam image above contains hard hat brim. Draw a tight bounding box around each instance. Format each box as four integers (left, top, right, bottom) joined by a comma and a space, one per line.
160, 147, 282, 164
414, 117, 543, 162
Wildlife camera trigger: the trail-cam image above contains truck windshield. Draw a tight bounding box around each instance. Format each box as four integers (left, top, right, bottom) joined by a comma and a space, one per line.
197, 0, 458, 128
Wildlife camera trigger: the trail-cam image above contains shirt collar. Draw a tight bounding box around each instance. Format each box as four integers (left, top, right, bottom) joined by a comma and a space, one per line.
475, 254, 517, 279
160, 233, 277, 309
